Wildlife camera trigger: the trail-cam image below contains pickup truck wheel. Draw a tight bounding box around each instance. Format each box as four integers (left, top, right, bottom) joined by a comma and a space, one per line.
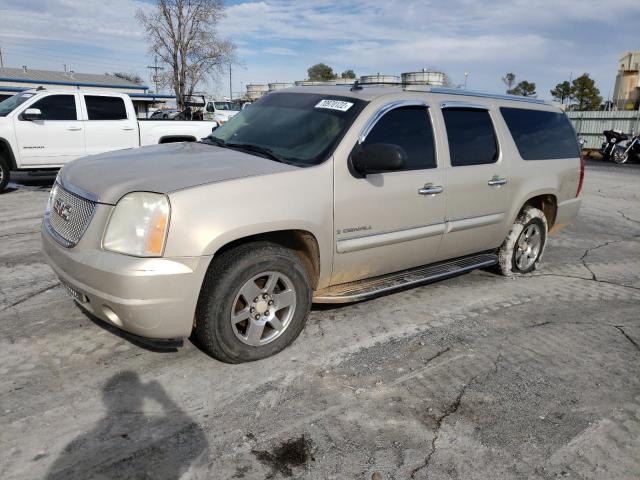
194, 242, 311, 363
496, 206, 547, 276
0, 157, 10, 193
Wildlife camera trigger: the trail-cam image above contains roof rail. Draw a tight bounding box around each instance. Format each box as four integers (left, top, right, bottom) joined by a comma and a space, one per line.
425, 86, 547, 105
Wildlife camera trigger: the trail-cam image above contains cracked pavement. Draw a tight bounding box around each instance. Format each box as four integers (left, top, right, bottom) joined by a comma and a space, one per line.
1, 161, 639, 479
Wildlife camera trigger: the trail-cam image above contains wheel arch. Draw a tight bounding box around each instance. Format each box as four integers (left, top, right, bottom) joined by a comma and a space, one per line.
517, 192, 558, 228
0, 138, 17, 169
212, 229, 322, 290
158, 135, 197, 144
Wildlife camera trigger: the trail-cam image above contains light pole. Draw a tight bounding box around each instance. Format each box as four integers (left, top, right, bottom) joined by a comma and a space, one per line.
464, 72, 469, 89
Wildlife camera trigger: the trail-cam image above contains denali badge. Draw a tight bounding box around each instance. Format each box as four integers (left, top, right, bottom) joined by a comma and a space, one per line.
53, 198, 72, 221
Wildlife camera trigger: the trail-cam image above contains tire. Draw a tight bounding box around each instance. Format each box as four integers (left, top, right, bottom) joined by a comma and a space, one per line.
612, 147, 629, 164
495, 206, 548, 276
0, 157, 10, 193
194, 241, 312, 363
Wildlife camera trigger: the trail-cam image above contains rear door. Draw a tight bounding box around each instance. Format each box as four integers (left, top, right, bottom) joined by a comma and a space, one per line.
14, 93, 84, 167
331, 101, 446, 285
81, 94, 138, 155
437, 103, 510, 260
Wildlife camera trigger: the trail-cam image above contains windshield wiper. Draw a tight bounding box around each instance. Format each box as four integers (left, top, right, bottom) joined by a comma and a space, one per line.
225, 142, 286, 163
201, 136, 227, 147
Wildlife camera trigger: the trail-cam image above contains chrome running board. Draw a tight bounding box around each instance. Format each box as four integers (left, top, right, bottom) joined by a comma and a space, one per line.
313, 253, 498, 303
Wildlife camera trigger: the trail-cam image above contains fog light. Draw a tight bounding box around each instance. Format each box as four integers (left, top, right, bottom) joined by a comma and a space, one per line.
102, 306, 123, 327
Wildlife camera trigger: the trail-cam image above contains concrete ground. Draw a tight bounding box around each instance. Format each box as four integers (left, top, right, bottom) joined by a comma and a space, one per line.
1, 161, 639, 480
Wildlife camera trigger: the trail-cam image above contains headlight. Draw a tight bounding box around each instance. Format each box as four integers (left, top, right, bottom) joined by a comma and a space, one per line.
45, 174, 61, 215
103, 192, 170, 257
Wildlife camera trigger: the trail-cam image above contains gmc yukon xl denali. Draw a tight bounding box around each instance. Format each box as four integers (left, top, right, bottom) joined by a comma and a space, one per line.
41, 85, 583, 363
0, 89, 218, 192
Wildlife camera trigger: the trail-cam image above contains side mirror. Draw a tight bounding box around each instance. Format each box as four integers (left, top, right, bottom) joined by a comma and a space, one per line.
350, 143, 407, 177
22, 108, 42, 121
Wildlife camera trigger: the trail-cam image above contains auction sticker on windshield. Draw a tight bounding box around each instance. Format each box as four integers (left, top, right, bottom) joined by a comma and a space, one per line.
315, 99, 354, 112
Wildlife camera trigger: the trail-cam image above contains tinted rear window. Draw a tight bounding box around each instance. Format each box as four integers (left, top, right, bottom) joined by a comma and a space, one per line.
85, 95, 127, 120
442, 108, 498, 166
500, 107, 580, 160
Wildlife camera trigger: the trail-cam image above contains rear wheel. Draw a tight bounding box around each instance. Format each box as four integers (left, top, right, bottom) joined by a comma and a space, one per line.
496, 206, 548, 276
612, 146, 629, 164
194, 242, 311, 363
0, 157, 10, 193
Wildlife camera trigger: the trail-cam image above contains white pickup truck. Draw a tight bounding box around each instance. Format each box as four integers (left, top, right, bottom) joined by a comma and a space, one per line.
0, 89, 218, 192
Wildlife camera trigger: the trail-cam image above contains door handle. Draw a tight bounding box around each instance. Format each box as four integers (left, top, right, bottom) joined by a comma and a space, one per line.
122, 126, 135, 131
418, 184, 444, 195
488, 176, 507, 187
67, 126, 82, 131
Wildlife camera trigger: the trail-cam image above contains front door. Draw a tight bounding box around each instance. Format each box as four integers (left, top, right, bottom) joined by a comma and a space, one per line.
14, 93, 85, 167
436, 105, 510, 260
331, 102, 446, 285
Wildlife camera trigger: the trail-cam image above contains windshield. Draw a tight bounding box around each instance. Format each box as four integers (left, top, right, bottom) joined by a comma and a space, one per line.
203, 92, 366, 166
0, 92, 35, 117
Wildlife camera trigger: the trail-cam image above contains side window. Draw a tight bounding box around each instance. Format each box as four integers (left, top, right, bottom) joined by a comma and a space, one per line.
28, 95, 77, 120
442, 108, 498, 166
500, 107, 580, 160
363, 106, 436, 170
85, 96, 127, 120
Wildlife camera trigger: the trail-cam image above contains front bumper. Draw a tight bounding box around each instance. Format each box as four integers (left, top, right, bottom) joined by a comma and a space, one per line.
42, 222, 212, 339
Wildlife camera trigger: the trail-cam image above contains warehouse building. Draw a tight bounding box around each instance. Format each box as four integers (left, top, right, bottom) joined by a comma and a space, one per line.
0, 66, 175, 117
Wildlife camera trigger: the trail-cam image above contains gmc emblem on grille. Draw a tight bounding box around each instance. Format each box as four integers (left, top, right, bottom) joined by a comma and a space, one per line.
53, 198, 72, 221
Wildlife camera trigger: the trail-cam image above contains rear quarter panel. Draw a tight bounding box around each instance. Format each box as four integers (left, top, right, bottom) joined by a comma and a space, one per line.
138, 121, 217, 146
491, 103, 581, 232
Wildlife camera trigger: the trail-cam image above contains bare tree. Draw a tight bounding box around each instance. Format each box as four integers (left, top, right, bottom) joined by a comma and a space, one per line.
502, 73, 516, 92
111, 72, 144, 85
137, 0, 235, 108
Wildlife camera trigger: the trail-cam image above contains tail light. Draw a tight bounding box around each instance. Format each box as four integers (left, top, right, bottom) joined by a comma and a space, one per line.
576, 156, 585, 197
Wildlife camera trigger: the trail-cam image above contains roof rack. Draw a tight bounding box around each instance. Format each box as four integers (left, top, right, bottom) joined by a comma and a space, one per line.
424, 86, 547, 105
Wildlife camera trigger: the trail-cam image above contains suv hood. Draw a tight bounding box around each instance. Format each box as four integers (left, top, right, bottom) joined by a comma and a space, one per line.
59, 142, 297, 205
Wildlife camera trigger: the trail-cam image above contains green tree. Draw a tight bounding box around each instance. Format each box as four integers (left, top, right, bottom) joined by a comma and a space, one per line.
508, 80, 537, 97
550, 81, 572, 104
570, 73, 602, 111
502, 72, 516, 92
340, 69, 356, 79
307, 63, 336, 81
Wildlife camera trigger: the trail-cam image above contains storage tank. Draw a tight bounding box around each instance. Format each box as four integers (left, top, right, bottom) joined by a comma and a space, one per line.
246, 84, 269, 100
358, 74, 401, 85
334, 78, 356, 85
401, 70, 446, 86
268, 82, 293, 91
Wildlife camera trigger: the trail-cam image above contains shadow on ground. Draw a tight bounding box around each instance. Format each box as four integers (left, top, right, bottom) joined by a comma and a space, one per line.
45, 371, 208, 479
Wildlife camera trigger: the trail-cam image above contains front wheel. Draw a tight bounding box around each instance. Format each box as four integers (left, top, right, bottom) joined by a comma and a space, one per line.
612, 147, 629, 164
194, 242, 312, 363
0, 157, 10, 193
496, 206, 548, 276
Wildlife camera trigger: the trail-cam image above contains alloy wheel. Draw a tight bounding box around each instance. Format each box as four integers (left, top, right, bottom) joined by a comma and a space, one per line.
230, 271, 297, 346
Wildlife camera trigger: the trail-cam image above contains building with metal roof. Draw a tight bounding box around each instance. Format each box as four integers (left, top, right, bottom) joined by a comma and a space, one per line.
0, 66, 176, 117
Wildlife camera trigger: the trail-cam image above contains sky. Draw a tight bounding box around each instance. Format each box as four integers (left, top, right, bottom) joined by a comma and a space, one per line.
0, 0, 639, 101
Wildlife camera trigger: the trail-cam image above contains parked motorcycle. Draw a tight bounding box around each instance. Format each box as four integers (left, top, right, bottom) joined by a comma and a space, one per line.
600, 129, 628, 161
611, 132, 640, 164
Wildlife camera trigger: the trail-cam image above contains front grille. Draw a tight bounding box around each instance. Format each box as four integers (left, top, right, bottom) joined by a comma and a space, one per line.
47, 183, 96, 247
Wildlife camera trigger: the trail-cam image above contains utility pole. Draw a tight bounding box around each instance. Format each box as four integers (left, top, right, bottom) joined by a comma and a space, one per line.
0, 46, 4, 68
229, 63, 232, 101
146, 57, 164, 93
